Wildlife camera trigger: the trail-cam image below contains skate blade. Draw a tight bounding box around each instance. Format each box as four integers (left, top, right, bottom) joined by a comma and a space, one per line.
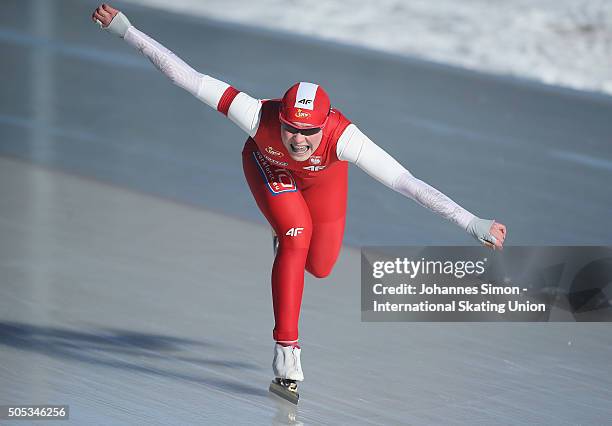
269, 381, 299, 405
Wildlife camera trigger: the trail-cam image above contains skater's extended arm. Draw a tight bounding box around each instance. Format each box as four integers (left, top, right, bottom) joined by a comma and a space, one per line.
336, 124, 507, 249
92, 4, 261, 136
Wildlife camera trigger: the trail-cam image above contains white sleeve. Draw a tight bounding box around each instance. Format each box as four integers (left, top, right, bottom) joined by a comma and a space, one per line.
336, 124, 476, 229
123, 26, 262, 136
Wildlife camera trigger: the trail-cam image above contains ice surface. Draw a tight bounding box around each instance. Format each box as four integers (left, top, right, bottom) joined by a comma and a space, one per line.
1, 158, 611, 424
1, 1, 611, 423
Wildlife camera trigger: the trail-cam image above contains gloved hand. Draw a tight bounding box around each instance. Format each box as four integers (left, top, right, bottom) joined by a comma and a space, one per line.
466, 217, 507, 250
92, 4, 131, 38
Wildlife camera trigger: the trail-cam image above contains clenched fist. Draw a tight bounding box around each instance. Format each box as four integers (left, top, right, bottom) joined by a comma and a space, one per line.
91, 4, 131, 38
91, 3, 119, 27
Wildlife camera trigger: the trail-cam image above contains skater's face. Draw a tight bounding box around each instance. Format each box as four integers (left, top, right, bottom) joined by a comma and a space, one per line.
280, 122, 323, 162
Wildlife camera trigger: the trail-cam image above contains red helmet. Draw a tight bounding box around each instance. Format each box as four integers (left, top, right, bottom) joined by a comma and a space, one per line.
279, 82, 331, 129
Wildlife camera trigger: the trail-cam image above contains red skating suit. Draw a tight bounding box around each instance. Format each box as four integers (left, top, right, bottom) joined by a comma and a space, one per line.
121, 24, 478, 344
242, 100, 351, 342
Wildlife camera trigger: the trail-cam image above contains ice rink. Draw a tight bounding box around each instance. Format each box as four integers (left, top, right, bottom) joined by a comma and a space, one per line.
1, 1, 612, 424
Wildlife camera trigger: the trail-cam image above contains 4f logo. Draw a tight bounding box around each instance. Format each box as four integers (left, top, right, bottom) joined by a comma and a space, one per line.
297, 99, 312, 106
303, 165, 326, 172
286, 227, 304, 237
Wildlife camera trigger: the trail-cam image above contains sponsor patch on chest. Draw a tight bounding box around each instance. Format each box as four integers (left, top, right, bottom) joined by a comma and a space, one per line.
309, 156, 322, 165
263, 155, 289, 167
265, 146, 284, 157
303, 165, 326, 172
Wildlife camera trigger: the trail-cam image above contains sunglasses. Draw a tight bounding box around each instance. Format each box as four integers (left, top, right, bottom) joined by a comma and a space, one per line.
281, 123, 322, 136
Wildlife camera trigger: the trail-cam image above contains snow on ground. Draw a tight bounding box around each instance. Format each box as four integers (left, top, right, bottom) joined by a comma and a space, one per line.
121, 0, 612, 96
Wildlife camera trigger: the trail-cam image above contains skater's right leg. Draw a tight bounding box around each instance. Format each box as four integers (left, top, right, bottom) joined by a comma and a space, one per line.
242, 139, 312, 343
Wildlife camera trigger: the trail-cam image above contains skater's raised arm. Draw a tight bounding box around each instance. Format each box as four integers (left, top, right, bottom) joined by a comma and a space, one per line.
91, 4, 262, 136
336, 124, 507, 249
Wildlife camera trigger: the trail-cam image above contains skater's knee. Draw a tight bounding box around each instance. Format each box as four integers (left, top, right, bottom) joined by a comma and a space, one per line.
306, 260, 334, 278
306, 247, 339, 278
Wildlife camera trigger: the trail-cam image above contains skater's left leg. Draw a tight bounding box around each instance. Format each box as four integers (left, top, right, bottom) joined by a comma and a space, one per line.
301, 161, 348, 278
304, 217, 345, 278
